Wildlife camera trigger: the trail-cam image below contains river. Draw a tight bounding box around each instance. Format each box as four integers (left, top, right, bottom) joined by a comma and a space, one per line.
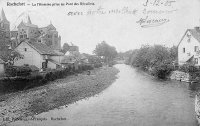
8, 64, 197, 126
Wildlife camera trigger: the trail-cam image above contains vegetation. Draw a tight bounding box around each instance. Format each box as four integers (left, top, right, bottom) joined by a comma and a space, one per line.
128, 44, 177, 79
5, 65, 32, 77
0, 62, 103, 93
61, 43, 70, 54
93, 41, 118, 63
87, 55, 103, 68
0, 50, 23, 66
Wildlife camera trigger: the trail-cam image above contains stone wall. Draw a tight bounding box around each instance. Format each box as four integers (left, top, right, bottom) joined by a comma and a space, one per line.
170, 70, 190, 82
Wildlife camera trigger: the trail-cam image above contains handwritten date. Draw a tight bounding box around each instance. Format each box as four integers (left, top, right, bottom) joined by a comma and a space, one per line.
143, 0, 176, 6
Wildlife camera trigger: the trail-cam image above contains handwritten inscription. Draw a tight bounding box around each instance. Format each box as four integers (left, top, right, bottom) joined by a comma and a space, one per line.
67, 11, 84, 16
67, 6, 138, 16
143, 8, 177, 15
87, 6, 138, 15
65, 1, 177, 28
136, 16, 169, 28
143, 0, 176, 7
87, 6, 106, 15
136, 0, 177, 28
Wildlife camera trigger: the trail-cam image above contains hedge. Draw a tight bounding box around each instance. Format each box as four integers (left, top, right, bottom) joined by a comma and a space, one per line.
0, 63, 98, 93
5, 66, 32, 77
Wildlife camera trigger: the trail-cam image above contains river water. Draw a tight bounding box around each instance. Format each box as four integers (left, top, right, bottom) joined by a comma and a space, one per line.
9, 64, 197, 126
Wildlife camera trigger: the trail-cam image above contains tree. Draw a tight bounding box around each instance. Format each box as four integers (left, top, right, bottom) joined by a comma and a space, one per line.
169, 45, 178, 61
128, 44, 177, 79
131, 44, 151, 69
93, 41, 117, 63
0, 48, 23, 66
61, 43, 70, 54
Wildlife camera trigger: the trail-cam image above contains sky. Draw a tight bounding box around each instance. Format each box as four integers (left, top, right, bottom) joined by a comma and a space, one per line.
0, 0, 200, 54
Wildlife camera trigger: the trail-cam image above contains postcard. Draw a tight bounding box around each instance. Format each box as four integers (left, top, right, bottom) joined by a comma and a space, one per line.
0, 0, 200, 126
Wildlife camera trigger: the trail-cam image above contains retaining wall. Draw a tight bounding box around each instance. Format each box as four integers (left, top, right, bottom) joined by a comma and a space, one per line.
170, 70, 190, 82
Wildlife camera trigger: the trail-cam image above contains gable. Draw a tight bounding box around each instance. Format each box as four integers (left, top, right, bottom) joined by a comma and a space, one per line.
189, 29, 200, 42
177, 30, 189, 47
178, 29, 200, 48
15, 41, 40, 55
17, 21, 26, 29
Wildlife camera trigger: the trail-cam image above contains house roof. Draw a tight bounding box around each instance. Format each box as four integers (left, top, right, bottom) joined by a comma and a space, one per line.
48, 59, 61, 65
178, 27, 200, 47
53, 50, 64, 55
29, 65, 39, 71
186, 55, 194, 63
61, 55, 76, 64
189, 28, 200, 42
17, 39, 64, 56
0, 58, 5, 64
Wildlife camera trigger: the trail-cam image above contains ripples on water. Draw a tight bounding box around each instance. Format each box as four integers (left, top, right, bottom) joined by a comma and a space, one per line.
9, 64, 198, 126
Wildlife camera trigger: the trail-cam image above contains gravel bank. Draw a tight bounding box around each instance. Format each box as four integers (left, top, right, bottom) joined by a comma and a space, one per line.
0, 66, 119, 125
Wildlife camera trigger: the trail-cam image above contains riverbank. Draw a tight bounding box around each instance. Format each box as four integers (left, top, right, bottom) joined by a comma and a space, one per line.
0, 66, 119, 125
7, 64, 197, 126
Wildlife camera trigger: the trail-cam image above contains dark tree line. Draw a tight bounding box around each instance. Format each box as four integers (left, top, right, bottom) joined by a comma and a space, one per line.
128, 44, 177, 79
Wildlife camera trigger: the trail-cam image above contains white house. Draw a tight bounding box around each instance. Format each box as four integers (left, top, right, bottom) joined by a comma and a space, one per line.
14, 39, 64, 69
178, 27, 200, 66
0, 58, 5, 74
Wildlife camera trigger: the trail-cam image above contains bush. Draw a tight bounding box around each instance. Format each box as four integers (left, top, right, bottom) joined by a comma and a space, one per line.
0, 63, 99, 94
0, 77, 31, 92
94, 63, 102, 68
5, 66, 32, 77
179, 64, 199, 73
150, 64, 173, 79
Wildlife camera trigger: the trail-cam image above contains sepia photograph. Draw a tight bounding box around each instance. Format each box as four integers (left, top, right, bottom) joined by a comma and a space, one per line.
0, 0, 200, 125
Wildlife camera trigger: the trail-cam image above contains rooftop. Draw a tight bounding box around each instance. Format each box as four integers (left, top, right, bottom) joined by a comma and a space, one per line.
17, 21, 38, 28
0, 8, 9, 23
23, 39, 64, 56
188, 27, 200, 42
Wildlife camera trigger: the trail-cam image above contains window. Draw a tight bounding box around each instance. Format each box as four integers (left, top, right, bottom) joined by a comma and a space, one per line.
183, 48, 185, 53
24, 48, 27, 52
187, 38, 190, 43
195, 58, 198, 64
24, 34, 27, 38
195, 46, 199, 52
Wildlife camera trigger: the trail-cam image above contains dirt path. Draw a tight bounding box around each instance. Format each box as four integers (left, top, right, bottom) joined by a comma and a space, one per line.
0, 66, 119, 126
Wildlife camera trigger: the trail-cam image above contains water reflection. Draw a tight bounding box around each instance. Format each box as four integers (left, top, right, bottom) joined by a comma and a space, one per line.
8, 64, 197, 126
